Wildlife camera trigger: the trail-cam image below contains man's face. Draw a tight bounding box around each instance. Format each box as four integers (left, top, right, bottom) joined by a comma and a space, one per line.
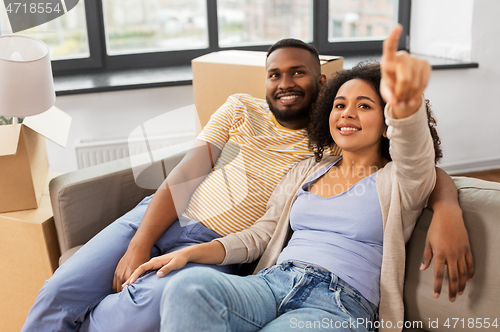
265, 47, 324, 126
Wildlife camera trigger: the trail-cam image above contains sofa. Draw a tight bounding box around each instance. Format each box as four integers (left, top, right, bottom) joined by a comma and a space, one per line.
49, 147, 500, 331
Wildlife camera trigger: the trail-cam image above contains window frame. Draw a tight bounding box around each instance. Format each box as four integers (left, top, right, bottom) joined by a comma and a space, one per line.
51, 0, 104, 74
313, 0, 410, 54
50, 0, 410, 76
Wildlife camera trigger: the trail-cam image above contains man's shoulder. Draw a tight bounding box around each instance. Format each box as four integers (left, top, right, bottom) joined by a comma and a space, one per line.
218, 93, 274, 127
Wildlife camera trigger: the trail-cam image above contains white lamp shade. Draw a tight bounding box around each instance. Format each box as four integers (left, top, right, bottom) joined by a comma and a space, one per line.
0, 35, 56, 117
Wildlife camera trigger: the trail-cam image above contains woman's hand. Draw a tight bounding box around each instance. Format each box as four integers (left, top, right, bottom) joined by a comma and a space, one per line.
122, 249, 191, 289
122, 240, 226, 289
380, 24, 431, 119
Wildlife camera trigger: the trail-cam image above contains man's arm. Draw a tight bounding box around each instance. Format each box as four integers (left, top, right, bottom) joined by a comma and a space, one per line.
112, 140, 222, 292
421, 167, 475, 302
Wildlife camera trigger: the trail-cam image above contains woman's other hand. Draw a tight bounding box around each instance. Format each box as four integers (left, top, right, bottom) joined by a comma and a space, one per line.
122, 250, 190, 289
122, 240, 226, 289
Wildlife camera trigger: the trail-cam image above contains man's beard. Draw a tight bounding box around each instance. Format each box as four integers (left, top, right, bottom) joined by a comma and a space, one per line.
267, 101, 310, 123
266, 85, 319, 123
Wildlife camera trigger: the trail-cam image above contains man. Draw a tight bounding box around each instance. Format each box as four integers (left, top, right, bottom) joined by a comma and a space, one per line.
22, 38, 473, 332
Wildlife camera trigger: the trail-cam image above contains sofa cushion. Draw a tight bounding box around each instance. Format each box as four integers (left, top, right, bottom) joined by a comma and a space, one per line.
404, 176, 500, 331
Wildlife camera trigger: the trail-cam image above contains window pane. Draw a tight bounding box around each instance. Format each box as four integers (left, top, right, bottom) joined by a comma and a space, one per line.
0, 1, 89, 60
218, 0, 313, 47
328, 0, 396, 42
103, 0, 208, 55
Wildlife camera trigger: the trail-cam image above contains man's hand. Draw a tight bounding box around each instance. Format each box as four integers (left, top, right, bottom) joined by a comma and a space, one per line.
423, 168, 475, 302
420, 207, 474, 302
112, 248, 151, 293
380, 24, 431, 119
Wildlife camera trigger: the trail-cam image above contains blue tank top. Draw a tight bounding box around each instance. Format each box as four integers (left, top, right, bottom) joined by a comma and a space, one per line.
277, 157, 383, 306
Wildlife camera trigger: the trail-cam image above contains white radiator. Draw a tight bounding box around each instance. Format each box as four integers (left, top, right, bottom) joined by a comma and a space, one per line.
75, 133, 195, 169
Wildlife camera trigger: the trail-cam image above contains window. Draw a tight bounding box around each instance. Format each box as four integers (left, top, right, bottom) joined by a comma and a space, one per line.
0, 0, 104, 73
217, 0, 313, 47
102, 0, 209, 55
0, 0, 89, 60
0, 0, 410, 75
319, 0, 409, 54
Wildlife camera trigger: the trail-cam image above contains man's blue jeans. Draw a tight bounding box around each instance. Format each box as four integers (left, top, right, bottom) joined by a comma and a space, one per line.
160, 261, 378, 331
21, 194, 237, 332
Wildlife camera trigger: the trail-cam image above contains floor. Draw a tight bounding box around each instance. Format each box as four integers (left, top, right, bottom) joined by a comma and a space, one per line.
456, 168, 500, 183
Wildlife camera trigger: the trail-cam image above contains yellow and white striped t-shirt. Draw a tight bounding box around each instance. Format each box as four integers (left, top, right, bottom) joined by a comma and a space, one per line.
183, 93, 340, 236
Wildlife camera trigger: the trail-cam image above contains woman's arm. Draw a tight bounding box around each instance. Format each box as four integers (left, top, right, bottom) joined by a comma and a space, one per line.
380, 25, 436, 211
123, 241, 226, 286
380, 25, 474, 304
122, 208, 279, 288
381, 25, 474, 302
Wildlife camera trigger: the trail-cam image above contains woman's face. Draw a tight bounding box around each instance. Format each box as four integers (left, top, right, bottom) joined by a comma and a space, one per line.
330, 79, 386, 156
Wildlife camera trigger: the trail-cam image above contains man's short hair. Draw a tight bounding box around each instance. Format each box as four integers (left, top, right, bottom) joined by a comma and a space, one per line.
266, 38, 321, 68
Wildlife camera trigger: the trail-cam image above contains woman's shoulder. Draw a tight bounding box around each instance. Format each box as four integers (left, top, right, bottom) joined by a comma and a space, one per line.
295, 155, 339, 171
375, 161, 394, 181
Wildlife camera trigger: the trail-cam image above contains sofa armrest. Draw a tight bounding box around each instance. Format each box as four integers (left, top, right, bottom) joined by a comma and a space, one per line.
404, 176, 500, 331
49, 146, 188, 256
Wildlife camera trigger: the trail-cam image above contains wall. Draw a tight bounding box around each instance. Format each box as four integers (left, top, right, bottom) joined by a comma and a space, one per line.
410, 0, 500, 173
47, 85, 195, 173
410, 0, 474, 61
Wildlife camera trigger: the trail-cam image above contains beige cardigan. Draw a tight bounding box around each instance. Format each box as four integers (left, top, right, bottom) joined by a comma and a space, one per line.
216, 101, 436, 331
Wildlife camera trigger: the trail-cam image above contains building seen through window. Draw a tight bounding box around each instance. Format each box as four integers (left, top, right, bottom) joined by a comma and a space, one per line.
328, 0, 395, 41
218, 0, 313, 47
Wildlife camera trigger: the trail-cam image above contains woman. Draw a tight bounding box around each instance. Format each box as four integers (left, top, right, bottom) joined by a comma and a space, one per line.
124, 28, 439, 332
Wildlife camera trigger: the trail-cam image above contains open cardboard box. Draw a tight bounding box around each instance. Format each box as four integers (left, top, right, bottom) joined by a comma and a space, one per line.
0, 106, 71, 213
192, 50, 343, 131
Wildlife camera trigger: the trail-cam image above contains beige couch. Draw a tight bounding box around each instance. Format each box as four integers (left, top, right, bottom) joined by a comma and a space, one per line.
49, 149, 500, 331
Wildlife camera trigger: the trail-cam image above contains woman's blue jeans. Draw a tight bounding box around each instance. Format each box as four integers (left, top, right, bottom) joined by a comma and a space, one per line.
160, 261, 378, 331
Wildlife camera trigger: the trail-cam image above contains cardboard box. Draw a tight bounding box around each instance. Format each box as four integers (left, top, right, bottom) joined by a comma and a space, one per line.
192, 50, 343, 129
0, 106, 71, 213
0, 172, 60, 332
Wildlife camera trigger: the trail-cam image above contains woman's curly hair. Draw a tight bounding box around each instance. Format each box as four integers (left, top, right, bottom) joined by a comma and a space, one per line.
307, 61, 443, 163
